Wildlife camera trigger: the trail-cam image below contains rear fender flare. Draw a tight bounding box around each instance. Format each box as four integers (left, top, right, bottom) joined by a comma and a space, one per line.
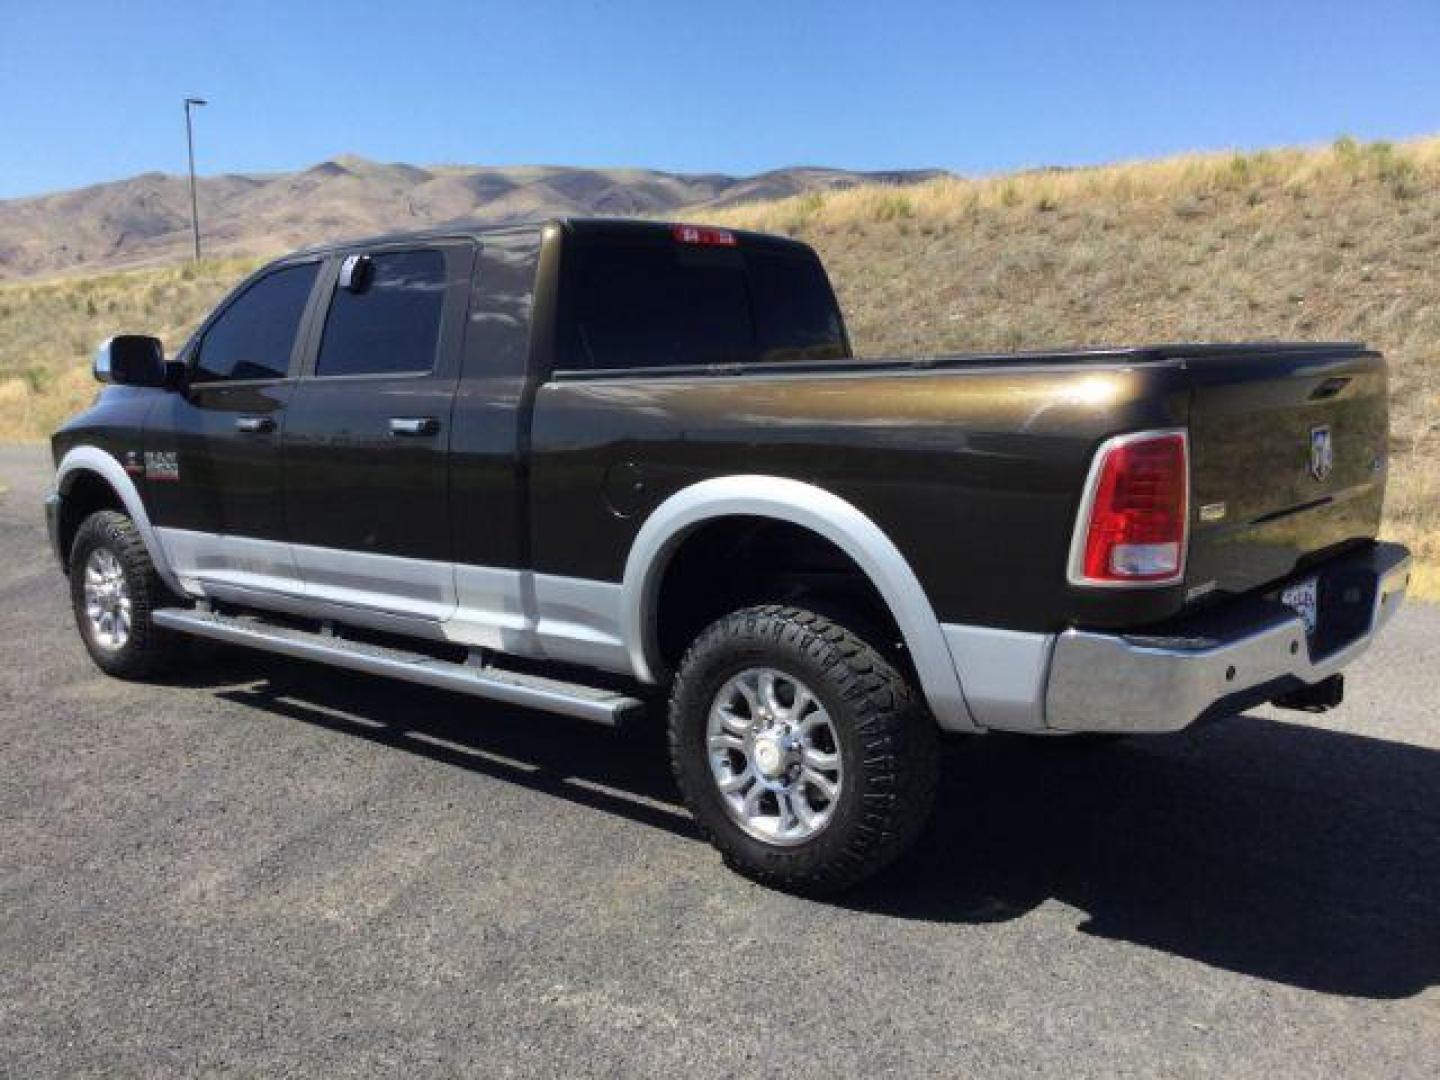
620, 475, 976, 732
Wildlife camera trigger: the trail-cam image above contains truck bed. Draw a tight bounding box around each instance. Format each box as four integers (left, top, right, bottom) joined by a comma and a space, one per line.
549, 341, 1370, 380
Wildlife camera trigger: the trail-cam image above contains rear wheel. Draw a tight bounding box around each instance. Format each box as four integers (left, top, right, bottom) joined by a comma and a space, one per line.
68, 510, 180, 678
669, 605, 938, 896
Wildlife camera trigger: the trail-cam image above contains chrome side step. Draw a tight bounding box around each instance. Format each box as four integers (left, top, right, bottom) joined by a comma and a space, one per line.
152, 607, 646, 726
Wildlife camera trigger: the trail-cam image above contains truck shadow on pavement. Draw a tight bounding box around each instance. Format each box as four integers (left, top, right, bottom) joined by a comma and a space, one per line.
193, 651, 1439, 1001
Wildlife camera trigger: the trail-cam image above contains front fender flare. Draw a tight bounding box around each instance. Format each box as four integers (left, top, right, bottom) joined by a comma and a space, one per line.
55, 445, 183, 594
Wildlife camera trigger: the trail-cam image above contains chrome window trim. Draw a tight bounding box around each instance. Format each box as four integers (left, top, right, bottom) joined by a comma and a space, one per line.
1065, 427, 1190, 590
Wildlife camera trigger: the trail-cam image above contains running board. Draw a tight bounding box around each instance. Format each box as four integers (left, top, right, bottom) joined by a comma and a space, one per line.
152, 607, 646, 727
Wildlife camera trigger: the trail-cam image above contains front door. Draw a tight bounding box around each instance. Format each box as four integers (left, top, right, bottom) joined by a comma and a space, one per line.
281, 242, 473, 624
146, 259, 323, 596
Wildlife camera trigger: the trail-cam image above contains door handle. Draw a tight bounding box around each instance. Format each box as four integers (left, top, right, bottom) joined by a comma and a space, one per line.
235, 416, 275, 433
389, 416, 440, 437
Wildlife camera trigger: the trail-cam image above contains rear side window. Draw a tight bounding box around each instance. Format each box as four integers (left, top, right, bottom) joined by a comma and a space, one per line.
561, 240, 847, 372
193, 262, 318, 382
315, 249, 446, 377
748, 250, 848, 363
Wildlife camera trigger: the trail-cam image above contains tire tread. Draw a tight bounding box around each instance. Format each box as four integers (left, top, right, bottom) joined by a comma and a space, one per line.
68, 510, 178, 678
668, 604, 938, 896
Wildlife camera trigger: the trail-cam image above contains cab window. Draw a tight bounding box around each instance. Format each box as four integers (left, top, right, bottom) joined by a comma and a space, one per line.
314, 249, 447, 377
192, 262, 318, 383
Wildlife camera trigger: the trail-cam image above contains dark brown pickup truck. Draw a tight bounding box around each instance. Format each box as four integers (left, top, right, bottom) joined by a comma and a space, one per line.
47, 218, 1411, 893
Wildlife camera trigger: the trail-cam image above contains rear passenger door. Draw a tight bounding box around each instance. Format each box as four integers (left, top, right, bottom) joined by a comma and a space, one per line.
282, 242, 475, 624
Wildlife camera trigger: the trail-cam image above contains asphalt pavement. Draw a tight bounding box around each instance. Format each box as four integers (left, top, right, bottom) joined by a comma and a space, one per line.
1, 443, 1436, 1078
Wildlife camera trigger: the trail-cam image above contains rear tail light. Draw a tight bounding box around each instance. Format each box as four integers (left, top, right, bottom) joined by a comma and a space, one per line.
671, 223, 737, 247
1068, 430, 1189, 586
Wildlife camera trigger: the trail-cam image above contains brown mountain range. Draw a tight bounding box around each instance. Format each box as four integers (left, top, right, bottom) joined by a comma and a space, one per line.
0, 156, 944, 279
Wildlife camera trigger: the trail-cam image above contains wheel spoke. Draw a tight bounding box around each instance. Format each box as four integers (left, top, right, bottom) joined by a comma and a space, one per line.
801, 746, 840, 771
792, 788, 820, 828
774, 790, 798, 833
732, 676, 762, 718
717, 768, 754, 795
799, 708, 832, 737
758, 670, 785, 716
708, 732, 745, 753
802, 767, 838, 803
742, 782, 767, 818
786, 687, 816, 724
714, 705, 750, 737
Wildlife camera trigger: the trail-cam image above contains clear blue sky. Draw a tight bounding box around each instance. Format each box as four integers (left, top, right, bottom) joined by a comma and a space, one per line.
2, 0, 1437, 199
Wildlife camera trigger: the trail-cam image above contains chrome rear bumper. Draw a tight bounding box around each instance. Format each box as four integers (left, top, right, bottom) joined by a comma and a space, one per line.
1045, 542, 1412, 733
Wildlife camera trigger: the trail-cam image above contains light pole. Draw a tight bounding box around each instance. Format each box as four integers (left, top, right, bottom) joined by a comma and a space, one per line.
184, 97, 207, 262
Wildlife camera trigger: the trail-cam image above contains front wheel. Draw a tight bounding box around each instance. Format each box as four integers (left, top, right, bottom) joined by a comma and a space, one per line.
68, 510, 180, 678
668, 605, 938, 896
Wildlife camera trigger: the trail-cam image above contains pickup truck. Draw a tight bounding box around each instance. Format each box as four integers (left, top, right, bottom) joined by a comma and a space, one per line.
47, 218, 1412, 894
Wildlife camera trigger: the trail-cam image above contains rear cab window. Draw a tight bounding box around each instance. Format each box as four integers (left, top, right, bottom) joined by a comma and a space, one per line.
558, 228, 849, 372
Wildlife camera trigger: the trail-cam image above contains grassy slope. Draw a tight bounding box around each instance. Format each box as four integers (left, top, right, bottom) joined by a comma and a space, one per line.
2, 136, 1437, 589
0, 257, 263, 440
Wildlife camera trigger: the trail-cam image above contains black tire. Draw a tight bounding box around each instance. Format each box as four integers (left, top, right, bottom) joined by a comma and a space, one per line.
668, 605, 938, 896
68, 510, 180, 679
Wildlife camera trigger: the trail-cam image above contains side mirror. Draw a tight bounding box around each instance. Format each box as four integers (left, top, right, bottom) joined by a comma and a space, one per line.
338, 254, 373, 293
94, 335, 167, 387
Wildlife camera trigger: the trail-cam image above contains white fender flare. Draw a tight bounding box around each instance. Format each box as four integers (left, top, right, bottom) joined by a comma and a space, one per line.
55, 446, 183, 594
619, 475, 977, 732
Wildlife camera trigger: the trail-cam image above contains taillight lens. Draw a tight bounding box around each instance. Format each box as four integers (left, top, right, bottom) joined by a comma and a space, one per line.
1071, 431, 1189, 585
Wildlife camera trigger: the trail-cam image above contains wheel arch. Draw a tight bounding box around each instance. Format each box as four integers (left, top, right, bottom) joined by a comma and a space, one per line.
620, 475, 976, 731
55, 446, 182, 593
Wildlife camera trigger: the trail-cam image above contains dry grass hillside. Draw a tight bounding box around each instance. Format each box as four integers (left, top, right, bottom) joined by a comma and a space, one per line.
1, 136, 1436, 590
0, 257, 263, 439
0, 158, 940, 279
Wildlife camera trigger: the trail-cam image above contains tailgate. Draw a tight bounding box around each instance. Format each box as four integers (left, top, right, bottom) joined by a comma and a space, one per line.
1182, 345, 1388, 599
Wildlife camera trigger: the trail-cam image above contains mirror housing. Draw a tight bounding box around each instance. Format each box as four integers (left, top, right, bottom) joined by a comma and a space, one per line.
338, 253, 373, 293
94, 335, 167, 387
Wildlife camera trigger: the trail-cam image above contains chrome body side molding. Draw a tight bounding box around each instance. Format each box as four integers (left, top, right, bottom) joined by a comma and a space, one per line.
620, 475, 977, 732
